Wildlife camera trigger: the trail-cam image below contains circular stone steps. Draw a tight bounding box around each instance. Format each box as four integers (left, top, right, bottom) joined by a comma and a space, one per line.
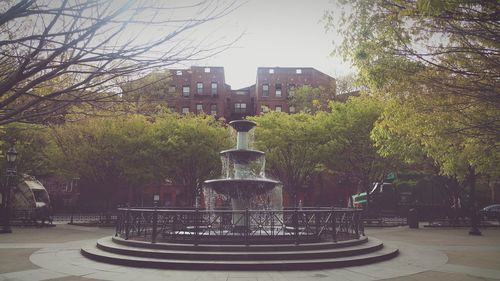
111, 235, 369, 251
81, 236, 398, 270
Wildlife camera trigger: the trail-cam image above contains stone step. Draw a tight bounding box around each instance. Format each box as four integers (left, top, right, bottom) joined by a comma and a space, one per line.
96, 237, 383, 260
81, 243, 399, 270
111, 235, 368, 252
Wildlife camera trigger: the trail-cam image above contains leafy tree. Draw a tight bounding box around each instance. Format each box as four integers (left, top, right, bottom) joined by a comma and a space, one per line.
372, 94, 499, 205
48, 112, 230, 208
0, 122, 56, 177
150, 114, 231, 206
327, 0, 499, 223
326, 0, 499, 152
319, 95, 393, 194
50, 114, 155, 208
288, 85, 335, 113
335, 73, 360, 96
250, 112, 326, 206
0, 0, 240, 124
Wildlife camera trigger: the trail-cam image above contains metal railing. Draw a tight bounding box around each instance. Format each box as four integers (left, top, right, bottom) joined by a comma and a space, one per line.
115, 207, 364, 244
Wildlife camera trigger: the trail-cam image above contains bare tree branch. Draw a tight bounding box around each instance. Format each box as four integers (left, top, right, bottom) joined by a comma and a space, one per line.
0, 0, 241, 124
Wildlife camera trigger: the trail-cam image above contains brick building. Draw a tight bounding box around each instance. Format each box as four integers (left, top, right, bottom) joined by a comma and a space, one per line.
165, 66, 335, 120
165, 66, 229, 118
254, 67, 335, 115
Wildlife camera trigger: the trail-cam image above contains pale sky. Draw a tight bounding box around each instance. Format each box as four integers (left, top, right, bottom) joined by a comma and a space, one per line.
177, 0, 354, 89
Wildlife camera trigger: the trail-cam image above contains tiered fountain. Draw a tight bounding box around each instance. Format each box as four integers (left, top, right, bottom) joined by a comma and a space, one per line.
81, 120, 398, 270
203, 120, 282, 233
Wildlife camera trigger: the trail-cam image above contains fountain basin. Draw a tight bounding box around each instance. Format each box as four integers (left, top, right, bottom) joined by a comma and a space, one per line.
228, 120, 257, 132
204, 178, 279, 198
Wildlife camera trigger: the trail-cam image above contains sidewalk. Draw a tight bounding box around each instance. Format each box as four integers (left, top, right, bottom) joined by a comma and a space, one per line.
0, 224, 499, 281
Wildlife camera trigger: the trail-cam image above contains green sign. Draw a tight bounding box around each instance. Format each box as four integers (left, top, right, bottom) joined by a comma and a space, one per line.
386, 172, 397, 182
352, 192, 367, 204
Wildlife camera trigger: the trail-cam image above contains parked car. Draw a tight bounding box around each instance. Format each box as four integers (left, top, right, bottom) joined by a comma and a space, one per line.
479, 204, 500, 222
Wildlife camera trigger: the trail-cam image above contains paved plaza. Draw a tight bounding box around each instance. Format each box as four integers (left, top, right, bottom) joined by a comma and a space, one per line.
0, 224, 499, 281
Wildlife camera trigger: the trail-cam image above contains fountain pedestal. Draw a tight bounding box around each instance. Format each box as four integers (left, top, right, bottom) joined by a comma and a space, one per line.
231, 199, 248, 233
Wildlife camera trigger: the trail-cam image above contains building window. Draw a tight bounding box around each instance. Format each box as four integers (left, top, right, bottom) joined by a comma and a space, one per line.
269, 69, 274, 74
168, 85, 176, 94
288, 84, 296, 96
169, 106, 177, 113
236, 91, 246, 95
210, 104, 217, 115
197, 82, 203, 95
182, 86, 190, 97
182, 107, 190, 114
211, 82, 218, 96
275, 105, 282, 112
196, 104, 203, 113
204, 67, 211, 73
234, 103, 246, 114
276, 84, 282, 97
289, 106, 295, 113
296, 69, 302, 74
261, 105, 269, 113
262, 84, 269, 97
176, 70, 182, 76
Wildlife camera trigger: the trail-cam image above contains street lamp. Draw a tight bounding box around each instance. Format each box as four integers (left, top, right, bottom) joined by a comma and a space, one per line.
1, 147, 17, 234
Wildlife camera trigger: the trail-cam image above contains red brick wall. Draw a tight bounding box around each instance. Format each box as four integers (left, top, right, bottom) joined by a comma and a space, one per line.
255, 67, 335, 114
167, 67, 227, 118
164, 66, 335, 119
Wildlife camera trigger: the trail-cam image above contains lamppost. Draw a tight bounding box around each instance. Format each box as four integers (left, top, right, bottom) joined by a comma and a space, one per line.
1, 147, 17, 234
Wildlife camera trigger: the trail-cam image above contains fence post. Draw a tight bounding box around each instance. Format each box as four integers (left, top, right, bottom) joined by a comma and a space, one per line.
360, 210, 365, 236
294, 207, 299, 244
125, 207, 130, 240
115, 210, 120, 237
271, 210, 275, 237
331, 207, 337, 242
172, 212, 177, 239
245, 209, 250, 245
315, 211, 320, 238
354, 210, 359, 239
194, 208, 199, 245
152, 206, 158, 243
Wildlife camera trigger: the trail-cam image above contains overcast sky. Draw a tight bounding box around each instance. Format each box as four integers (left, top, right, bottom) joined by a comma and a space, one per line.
178, 0, 354, 89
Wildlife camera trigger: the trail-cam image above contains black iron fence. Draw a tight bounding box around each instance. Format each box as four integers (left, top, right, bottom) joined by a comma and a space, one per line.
115, 207, 364, 244
8, 210, 119, 226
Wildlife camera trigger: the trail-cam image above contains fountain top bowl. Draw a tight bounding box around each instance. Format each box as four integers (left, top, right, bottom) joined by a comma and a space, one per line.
220, 148, 264, 156
229, 120, 256, 132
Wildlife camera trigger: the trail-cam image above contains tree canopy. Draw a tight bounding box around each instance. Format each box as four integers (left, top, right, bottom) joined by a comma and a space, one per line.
327, 0, 500, 181
250, 112, 326, 205
50, 114, 154, 206
150, 113, 231, 205
319, 95, 392, 192
288, 84, 335, 113
0, 122, 56, 176
46, 112, 230, 207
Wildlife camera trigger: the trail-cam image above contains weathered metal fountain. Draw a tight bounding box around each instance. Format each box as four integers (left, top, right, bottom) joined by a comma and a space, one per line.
203, 120, 282, 233
81, 120, 398, 270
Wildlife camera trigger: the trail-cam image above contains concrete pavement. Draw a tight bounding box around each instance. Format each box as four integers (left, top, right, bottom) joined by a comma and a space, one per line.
0, 224, 499, 281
